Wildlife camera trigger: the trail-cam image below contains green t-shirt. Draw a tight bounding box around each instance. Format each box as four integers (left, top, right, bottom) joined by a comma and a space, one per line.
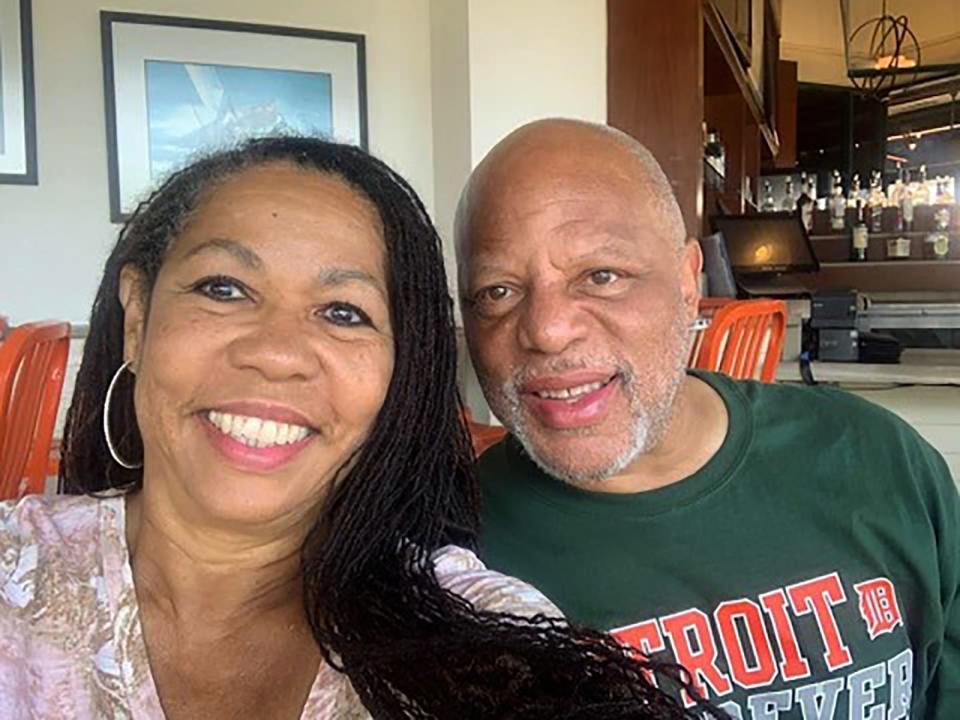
479, 372, 959, 719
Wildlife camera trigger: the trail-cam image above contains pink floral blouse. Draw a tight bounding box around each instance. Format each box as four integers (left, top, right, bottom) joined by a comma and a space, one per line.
0, 494, 559, 719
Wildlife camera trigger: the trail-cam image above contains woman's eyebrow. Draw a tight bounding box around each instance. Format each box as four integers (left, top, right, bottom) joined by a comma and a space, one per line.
182, 237, 263, 269
315, 267, 388, 299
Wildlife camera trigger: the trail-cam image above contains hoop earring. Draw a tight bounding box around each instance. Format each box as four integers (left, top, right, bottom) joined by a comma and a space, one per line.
103, 361, 143, 470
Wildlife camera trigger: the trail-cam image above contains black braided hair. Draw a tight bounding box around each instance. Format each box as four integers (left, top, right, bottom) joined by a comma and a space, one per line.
60, 136, 724, 719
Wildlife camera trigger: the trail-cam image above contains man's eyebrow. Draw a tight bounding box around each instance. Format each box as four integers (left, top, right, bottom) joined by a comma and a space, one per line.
465, 261, 512, 282
181, 238, 263, 269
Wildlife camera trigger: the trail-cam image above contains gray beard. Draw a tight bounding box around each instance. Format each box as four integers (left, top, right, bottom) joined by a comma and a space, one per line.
482, 312, 692, 488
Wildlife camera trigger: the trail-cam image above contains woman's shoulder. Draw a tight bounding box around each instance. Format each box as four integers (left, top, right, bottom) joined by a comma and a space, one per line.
430, 545, 562, 619
0, 494, 120, 597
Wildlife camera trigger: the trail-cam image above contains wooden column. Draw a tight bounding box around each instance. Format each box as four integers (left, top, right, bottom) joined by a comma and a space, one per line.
607, 0, 704, 239
773, 60, 798, 169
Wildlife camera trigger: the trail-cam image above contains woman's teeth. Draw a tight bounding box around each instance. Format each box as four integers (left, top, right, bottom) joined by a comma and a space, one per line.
206, 411, 312, 448
535, 380, 608, 402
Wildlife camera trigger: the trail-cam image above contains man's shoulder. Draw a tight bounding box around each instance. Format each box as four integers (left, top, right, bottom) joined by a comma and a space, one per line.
717, 374, 953, 495
716, 372, 917, 439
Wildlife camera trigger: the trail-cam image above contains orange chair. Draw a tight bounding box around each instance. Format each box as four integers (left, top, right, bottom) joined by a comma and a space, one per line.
688, 298, 736, 368
464, 407, 507, 457
692, 299, 786, 383
0, 321, 71, 499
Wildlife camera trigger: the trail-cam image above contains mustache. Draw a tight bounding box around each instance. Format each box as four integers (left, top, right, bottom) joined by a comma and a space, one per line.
505, 355, 634, 390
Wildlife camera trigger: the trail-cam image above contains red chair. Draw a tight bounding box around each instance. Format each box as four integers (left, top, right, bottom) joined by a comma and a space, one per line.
0, 321, 71, 499
692, 299, 786, 383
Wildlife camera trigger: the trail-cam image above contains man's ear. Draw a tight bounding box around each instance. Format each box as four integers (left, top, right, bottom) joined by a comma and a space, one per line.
679, 239, 703, 322
118, 264, 148, 371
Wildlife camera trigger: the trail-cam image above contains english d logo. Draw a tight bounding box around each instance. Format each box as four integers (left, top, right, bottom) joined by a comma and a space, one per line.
854, 577, 903, 640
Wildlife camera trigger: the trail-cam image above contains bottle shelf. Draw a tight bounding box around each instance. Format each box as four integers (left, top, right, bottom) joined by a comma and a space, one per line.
822, 260, 960, 268
794, 259, 960, 294
810, 231, 958, 241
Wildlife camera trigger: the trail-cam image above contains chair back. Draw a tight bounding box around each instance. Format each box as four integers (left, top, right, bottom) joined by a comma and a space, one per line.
0, 321, 71, 499
464, 407, 507, 457
692, 299, 786, 383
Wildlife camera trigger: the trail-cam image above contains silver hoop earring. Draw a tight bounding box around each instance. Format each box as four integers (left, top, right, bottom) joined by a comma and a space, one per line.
103, 361, 143, 470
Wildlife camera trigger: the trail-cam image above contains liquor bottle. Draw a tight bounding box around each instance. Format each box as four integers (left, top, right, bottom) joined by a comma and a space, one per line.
867, 170, 885, 233
925, 231, 951, 260
704, 129, 725, 180
901, 168, 915, 233
888, 190, 910, 260
935, 176, 954, 205
888, 164, 906, 208
781, 176, 796, 212
847, 173, 862, 209
829, 172, 846, 231
915, 164, 931, 206
851, 198, 869, 262
797, 172, 815, 232
761, 180, 776, 213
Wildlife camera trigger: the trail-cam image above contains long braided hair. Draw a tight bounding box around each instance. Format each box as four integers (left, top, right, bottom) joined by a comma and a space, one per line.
60, 136, 718, 719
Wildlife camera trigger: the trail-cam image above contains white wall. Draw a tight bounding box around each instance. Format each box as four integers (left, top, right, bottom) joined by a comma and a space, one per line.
0, 0, 435, 325
466, 0, 606, 165
429, 0, 472, 301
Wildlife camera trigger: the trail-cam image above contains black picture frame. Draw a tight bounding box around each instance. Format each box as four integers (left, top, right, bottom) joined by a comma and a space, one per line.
100, 12, 368, 222
0, 0, 38, 185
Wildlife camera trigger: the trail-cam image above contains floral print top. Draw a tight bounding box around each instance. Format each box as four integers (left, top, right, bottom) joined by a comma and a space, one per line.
0, 494, 559, 719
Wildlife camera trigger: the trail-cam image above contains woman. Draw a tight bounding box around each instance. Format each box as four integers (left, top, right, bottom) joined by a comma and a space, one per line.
0, 137, 710, 718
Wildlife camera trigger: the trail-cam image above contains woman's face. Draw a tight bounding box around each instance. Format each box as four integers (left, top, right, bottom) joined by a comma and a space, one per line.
119, 162, 394, 527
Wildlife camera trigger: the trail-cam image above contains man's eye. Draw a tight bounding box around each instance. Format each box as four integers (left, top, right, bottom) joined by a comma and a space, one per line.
194, 276, 248, 301
322, 302, 371, 327
587, 269, 620, 286
477, 286, 513, 304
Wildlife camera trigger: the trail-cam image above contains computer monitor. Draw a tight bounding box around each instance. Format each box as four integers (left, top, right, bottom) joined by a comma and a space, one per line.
711, 213, 820, 277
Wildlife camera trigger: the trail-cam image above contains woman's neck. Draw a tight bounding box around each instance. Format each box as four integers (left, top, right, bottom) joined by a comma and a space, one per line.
125, 490, 311, 630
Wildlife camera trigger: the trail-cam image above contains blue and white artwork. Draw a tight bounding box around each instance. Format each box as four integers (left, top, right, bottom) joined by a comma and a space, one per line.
144, 60, 333, 179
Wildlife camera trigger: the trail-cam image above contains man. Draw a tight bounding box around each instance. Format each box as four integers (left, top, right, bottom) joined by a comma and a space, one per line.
456, 118, 958, 719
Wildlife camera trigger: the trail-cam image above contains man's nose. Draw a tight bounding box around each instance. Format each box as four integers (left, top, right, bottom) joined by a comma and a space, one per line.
516, 285, 587, 355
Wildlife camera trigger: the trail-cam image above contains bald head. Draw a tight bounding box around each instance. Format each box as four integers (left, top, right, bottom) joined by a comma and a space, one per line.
455, 119, 703, 485
455, 119, 687, 287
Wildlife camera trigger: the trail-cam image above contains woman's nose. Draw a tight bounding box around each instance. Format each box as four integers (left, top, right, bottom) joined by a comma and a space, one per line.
226, 310, 322, 382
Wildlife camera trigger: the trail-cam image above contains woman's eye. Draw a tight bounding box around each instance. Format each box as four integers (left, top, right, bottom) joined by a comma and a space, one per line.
587, 269, 620, 286
194, 276, 248, 301
322, 302, 371, 327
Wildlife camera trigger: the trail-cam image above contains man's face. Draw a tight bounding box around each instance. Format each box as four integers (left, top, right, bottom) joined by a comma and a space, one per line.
461, 158, 701, 486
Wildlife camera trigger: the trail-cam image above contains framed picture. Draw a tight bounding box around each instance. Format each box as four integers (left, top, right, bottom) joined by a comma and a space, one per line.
101, 12, 367, 222
0, 0, 38, 184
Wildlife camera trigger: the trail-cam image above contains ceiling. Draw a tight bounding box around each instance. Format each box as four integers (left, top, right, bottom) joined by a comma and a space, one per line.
782, 0, 960, 86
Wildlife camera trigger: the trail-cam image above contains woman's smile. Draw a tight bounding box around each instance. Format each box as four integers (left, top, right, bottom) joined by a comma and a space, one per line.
198, 401, 320, 473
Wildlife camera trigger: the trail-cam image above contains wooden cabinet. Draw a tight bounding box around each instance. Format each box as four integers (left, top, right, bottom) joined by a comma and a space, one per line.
608, 0, 783, 237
